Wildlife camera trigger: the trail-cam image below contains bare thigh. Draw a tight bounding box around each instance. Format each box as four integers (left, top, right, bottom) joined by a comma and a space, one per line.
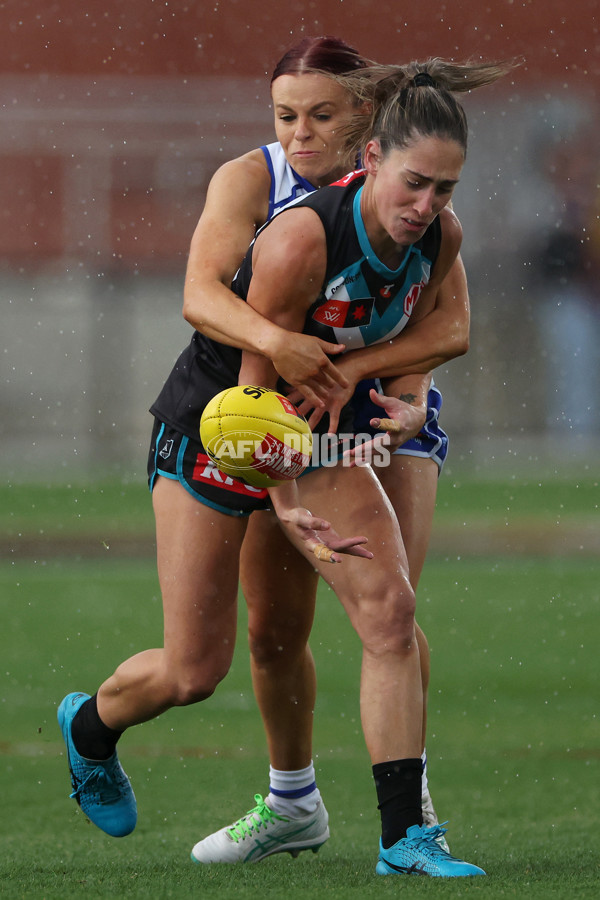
295, 465, 415, 641
153, 476, 248, 689
376, 454, 439, 590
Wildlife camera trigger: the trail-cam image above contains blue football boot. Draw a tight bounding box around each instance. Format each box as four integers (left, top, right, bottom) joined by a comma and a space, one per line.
376, 823, 486, 877
57, 692, 137, 837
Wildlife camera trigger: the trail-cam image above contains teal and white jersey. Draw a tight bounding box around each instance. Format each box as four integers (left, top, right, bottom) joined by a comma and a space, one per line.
296, 172, 441, 351
233, 170, 441, 353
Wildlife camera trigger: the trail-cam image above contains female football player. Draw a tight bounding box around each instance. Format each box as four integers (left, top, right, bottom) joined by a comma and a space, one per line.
183, 38, 468, 858
58, 51, 509, 877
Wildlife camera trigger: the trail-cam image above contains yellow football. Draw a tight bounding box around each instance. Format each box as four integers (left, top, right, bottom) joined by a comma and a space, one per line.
200, 385, 313, 488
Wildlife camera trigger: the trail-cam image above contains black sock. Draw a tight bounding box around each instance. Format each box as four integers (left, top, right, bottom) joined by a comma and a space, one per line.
373, 757, 423, 849
71, 693, 123, 761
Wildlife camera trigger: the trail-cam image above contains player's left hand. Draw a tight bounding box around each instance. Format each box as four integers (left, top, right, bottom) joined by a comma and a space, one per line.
276, 507, 373, 564
344, 388, 427, 465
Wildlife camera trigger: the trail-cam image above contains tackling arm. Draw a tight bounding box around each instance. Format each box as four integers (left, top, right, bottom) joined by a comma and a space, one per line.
183, 154, 348, 405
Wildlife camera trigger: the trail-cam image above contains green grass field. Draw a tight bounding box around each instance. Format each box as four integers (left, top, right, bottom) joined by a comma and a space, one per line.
1, 476, 599, 897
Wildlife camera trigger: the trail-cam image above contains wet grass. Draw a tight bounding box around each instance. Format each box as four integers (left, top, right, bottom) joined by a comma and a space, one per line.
2, 526, 599, 896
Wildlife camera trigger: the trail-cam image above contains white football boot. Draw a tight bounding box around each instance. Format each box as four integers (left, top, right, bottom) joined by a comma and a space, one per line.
191, 793, 329, 864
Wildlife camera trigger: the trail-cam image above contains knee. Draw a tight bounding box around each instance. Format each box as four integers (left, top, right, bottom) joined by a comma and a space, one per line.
167, 663, 230, 707
248, 632, 283, 668
248, 618, 309, 668
247, 606, 311, 668
351, 582, 417, 656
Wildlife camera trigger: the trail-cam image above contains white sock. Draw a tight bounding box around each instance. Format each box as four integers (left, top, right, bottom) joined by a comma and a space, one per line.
266, 762, 321, 815
421, 749, 430, 798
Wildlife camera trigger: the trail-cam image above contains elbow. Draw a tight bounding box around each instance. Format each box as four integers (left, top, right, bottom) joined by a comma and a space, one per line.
444, 322, 470, 360
433, 329, 469, 366
182, 282, 207, 332
182, 294, 196, 328
453, 329, 470, 358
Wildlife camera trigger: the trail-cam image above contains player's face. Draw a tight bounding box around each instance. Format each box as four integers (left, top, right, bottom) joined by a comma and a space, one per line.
272, 73, 357, 188
362, 135, 464, 254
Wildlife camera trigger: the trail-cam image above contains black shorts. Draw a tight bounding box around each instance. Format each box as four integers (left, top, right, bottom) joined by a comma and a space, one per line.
147, 418, 271, 517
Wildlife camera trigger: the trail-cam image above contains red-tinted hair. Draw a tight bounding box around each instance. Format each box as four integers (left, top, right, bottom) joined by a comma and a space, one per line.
270, 36, 368, 83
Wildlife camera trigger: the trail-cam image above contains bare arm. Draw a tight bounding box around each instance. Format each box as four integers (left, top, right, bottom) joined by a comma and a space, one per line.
238, 206, 328, 387
183, 153, 348, 405
184, 153, 272, 345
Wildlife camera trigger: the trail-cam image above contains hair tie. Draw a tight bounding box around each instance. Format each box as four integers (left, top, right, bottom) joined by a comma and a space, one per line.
413, 72, 436, 88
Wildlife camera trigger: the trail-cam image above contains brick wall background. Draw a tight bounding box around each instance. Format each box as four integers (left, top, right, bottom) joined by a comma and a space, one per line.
2, 0, 598, 479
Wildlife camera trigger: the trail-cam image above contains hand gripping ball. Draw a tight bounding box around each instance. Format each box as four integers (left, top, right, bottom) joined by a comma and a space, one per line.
200, 385, 313, 488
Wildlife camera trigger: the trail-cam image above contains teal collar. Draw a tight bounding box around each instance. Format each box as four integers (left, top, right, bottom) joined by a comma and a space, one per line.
353, 186, 410, 277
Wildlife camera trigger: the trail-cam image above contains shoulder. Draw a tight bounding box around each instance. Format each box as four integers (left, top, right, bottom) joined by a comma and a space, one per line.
202, 148, 272, 230
258, 205, 326, 252
253, 205, 327, 278
439, 206, 463, 251
428, 207, 463, 285
208, 148, 271, 196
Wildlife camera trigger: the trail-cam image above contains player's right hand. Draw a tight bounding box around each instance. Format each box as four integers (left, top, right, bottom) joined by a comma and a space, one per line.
270, 333, 348, 409
276, 506, 372, 564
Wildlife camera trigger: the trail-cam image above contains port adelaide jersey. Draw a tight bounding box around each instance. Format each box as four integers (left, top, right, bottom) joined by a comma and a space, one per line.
234, 170, 441, 352
151, 171, 442, 441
